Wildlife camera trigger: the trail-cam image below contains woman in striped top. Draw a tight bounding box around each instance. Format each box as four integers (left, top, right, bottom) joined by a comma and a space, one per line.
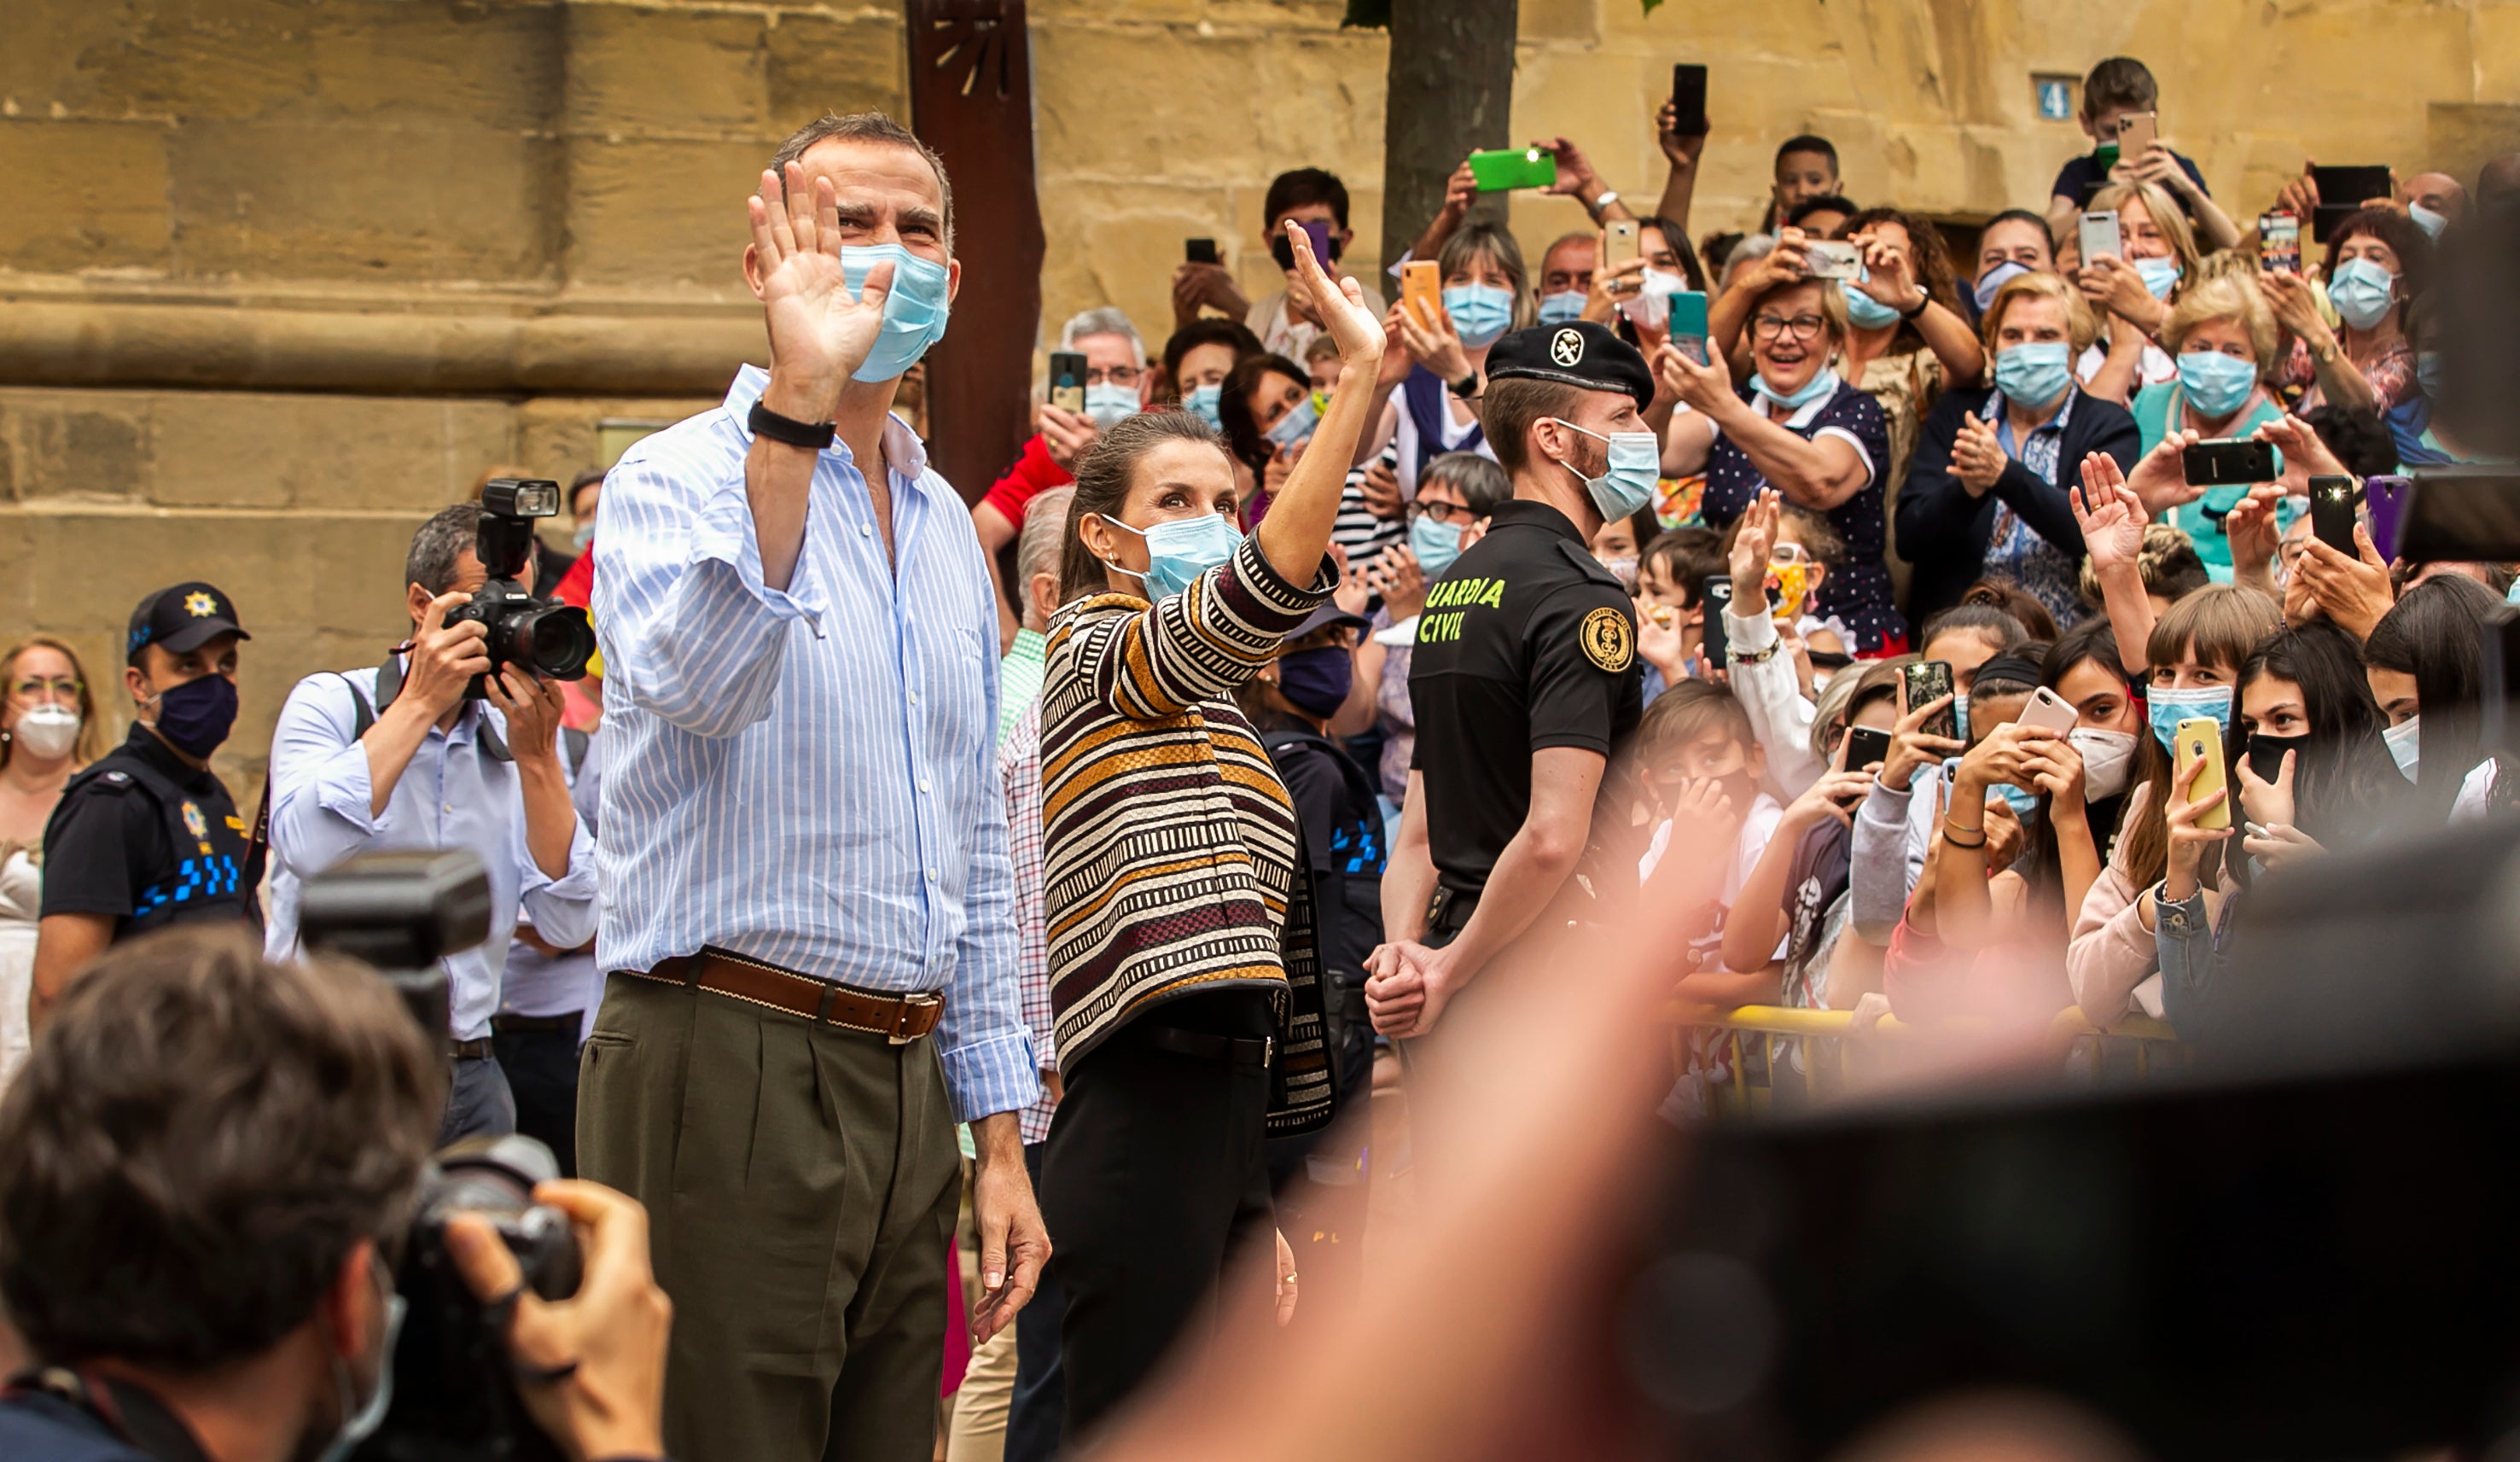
1036, 221, 1387, 1438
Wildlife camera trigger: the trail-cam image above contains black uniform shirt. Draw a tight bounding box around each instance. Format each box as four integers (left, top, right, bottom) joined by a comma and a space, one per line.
40, 724, 251, 939
1407, 499, 1642, 898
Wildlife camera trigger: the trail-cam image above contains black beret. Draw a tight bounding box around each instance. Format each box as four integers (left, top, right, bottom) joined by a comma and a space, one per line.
1483, 322, 1655, 411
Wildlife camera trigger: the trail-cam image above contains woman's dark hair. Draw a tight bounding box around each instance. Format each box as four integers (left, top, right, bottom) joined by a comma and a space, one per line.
1958, 580, 2060, 642
2237, 621, 2395, 853
2043, 615, 2127, 695
1839, 205, 1965, 326
1215, 352, 1310, 474
1967, 644, 2051, 707
2365, 573, 2500, 812
1157, 317, 1263, 404
1978, 208, 2057, 255
1787, 195, 1859, 229
2320, 207, 2436, 312
1701, 230, 1747, 275
1918, 601, 2030, 666
1638, 214, 1709, 292
1058, 411, 1234, 601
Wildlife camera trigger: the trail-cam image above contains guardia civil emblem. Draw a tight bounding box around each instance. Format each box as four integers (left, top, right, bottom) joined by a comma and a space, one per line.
1580, 606, 1633, 672
1551, 328, 1585, 366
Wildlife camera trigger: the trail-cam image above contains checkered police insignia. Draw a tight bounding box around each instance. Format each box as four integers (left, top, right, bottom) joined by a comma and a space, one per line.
1580, 606, 1633, 672
184, 591, 218, 617
1551, 328, 1585, 367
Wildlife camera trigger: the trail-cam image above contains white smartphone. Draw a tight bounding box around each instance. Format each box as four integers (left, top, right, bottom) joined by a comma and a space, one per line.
2019, 685, 2079, 735
2078, 209, 2122, 263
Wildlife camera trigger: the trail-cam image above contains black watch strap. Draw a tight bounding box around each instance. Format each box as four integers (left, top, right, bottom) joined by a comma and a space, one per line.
748, 399, 836, 451
1898, 291, 1932, 321
1448, 371, 1480, 400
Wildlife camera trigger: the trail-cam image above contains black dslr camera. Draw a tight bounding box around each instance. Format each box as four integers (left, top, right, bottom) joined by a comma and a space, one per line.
446, 479, 597, 699
300, 852, 579, 1462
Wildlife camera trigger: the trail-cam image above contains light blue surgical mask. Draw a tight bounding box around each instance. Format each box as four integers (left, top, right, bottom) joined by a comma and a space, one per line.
1410, 514, 1466, 578
1441, 283, 1516, 347
1097, 511, 1243, 601
1750, 367, 1841, 413
1264, 392, 1324, 452
1841, 272, 1903, 330
570, 521, 597, 555
2134, 256, 2182, 300
1182, 382, 1224, 429
314, 1274, 404, 1462
1993, 341, 2073, 410
2329, 257, 2399, 332
1973, 260, 2030, 312
1992, 781, 2043, 820
1550, 417, 1662, 521
2383, 715, 2422, 780
2409, 202, 2449, 240
2176, 350, 2260, 419
1083, 382, 1139, 430
2418, 351, 2445, 402
839, 243, 952, 382
1537, 289, 1588, 326
2146, 684, 2233, 752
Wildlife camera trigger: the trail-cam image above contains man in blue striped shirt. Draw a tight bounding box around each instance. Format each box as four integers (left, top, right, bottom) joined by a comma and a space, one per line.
581, 111, 1047, 1462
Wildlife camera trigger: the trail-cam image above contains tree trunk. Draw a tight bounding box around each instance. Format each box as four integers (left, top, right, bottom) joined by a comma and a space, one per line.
905, 0, 1045, 504
1378, 0, 1520, 277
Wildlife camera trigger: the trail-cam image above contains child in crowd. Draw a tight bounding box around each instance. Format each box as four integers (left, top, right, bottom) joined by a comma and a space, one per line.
1637, 682, 1788, 1007
2046, 55, 2235, 251
1636, 527, 1726, 697
2078, 522, 2212, 620
1763, 135, 1844, 233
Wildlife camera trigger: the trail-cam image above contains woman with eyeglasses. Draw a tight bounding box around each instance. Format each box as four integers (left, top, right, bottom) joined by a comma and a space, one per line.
1348, 452, 1510, 807
1658, 271, 1906, 654
0, 638, 100, 1085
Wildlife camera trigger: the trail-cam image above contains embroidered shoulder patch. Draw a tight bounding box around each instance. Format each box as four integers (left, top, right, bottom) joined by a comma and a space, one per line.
1580, 606, 1633, 672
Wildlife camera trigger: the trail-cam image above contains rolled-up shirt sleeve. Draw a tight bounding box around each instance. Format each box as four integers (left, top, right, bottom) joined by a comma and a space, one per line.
514, 795, 599, 953
269, 674, 389, 878
939, 557, 1042, 1123
595, 437, 831, 739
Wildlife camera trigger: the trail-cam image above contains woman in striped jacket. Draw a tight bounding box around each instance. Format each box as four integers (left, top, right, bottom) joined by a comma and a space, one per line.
1036, 222, 1388, 1438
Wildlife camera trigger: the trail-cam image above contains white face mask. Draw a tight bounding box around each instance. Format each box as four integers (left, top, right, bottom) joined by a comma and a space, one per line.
9, 703, 80, 761
2384, 716, 2422, 780
2068, 726, 2139, 801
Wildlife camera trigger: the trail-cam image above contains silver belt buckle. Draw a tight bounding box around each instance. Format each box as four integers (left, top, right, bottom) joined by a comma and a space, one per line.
892, 993, 944, 1044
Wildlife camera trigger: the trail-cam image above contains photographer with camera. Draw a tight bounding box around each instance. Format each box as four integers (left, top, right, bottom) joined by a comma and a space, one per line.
0, 927, 671, 1462
263, 503, 597, 1143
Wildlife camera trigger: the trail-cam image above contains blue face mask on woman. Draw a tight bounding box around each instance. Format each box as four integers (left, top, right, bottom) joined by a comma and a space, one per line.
1441, 283, 1516, 347
1973, 260, 2030, 312
2146, 684, 2234, 752
839, 243, 953, 382
1181, 383, 1224, 429
1410, 514, 1466, 578
1841, 273, 1903, 330
1993, 341, 2073, 410
2328, 257, 2399, 332
1264, 392, 1322, 452
2133, 256, 2182, 300
1750, 367, 1841, 413
2176, 349, 2260, 419
1097, 512, 1243, 601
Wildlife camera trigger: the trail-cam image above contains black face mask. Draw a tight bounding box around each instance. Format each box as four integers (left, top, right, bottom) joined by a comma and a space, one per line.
145, 673, 239, 759
2248, 731, 2311, 789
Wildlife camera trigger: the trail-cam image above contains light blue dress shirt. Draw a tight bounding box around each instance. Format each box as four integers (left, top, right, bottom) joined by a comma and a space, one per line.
589, 364, 1038, 1123
263, 666, 599, 1042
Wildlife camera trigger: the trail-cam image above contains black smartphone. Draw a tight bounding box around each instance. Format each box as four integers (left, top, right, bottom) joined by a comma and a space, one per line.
1700, 576, 1732, 670
1900, 661, 1957, 742
2183, 437, 2279, 487
1184, 237, 1220, 265
2310, 474, 2360, 554
1047, 351, 1087, 414
2312, 164, 2394, 242
1842, 725, 1893, 772
1669, 64, 1709, 137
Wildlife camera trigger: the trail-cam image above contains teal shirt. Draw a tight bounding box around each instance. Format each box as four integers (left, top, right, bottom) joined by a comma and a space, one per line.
2133, 381, 2289, 580
997, 626, 1046, 747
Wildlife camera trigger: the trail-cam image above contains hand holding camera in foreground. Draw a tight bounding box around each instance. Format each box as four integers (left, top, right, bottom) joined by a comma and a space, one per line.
445, 1180, 672, 1462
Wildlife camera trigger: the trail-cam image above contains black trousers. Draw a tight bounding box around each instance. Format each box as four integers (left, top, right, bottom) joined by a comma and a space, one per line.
492, 1016, 582, 1177
1039, 1026, 1274, 1442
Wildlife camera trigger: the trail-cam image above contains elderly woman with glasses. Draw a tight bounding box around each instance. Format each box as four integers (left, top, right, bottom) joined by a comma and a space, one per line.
1658, 271, 1906, 653
0, 637, 101, 1085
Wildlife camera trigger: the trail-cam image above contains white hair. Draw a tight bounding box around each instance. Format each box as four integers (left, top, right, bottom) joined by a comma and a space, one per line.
1720, 234, 1778, 292
1058, 307, 1144, 367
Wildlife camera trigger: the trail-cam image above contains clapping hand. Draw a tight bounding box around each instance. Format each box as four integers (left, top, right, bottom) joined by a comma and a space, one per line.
1953, 411, 2007, 495
1375, 543, 1427, 620
749, 162, 897, 417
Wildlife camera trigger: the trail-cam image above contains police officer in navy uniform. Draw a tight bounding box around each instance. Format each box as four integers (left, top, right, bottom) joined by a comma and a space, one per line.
31, 583, 253, 1025
1365, 321, 1656, 1044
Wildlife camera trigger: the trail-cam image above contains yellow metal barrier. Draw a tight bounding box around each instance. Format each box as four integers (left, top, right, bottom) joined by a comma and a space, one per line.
1666, 1003, 2182, 1117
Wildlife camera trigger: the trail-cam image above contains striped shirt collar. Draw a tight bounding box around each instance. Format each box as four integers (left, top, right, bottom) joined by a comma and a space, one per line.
724, 363, 934, 482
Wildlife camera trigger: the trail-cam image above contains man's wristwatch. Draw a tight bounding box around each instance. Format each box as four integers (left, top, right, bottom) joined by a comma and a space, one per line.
749, 400, 835, 451
1898, 289, 1932, 321
1588, 189, 1620, 220
1448, 371, 1481, 400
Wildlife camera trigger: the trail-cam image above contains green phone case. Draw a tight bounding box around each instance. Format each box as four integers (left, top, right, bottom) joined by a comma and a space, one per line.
1467, 148, 1557, 193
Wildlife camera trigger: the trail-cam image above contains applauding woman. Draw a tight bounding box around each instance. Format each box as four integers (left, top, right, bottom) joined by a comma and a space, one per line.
1038, 221, 1386, 1438
1899, 271, 2141, 626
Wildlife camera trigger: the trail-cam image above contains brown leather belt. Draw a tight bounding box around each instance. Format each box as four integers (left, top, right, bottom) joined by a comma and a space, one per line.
449, 1037, 496, 1060
625, 947, 943, 1044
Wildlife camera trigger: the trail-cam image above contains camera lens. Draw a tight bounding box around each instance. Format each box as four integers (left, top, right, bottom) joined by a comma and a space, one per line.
511, 604, 597, 680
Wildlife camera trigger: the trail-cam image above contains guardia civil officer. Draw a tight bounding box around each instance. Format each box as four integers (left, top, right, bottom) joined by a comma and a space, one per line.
32, 582, 253, 1027
1365, 321, 1656, 1041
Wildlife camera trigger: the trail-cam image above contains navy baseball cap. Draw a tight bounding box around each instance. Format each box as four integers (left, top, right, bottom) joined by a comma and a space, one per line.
1485, 321, 1655, 411
127, 582, 251, 663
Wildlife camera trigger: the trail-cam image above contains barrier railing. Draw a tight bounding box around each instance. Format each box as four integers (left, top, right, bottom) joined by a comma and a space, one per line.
1666, 1003, 2181, 1117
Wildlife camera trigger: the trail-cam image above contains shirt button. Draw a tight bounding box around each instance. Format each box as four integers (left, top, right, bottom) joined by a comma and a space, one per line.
442, 804, 454, 813
925, 867, 939, 883
860, 522, 873, 537
918, 778, 931, 793
910, 691, 921, 706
